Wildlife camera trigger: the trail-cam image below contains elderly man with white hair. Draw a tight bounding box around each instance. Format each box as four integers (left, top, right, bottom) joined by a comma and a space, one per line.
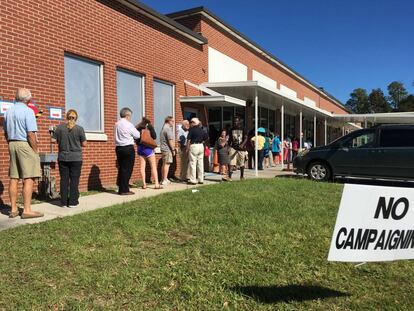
186, 117, 208, 185
114, 107, 140, 195
3, 88, 43, 219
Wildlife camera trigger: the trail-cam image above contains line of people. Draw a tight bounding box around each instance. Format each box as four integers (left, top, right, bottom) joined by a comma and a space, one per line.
4, 88, 89, 218
2, 90, 206, 219
213, 119, 276, 177
212, 122, 315, 174
3, 87, 314, 219
113, 110, 211, 192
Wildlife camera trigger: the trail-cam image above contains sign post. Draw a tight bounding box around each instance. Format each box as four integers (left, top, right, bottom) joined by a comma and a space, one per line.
328, 184, 414, 262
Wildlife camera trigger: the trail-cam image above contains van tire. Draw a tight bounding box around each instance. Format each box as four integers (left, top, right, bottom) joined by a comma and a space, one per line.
307, 161, 331, 181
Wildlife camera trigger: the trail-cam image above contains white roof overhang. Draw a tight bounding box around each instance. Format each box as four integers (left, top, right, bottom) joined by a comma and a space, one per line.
202, 81, 333, 119
179, 95, 246, 107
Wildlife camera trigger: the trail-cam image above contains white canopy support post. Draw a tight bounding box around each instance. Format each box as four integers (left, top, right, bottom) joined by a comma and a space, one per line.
324, 118, 327, 145
254, 88, 259, 177
299, 110, 303, 149
364, 118, 368, 128
281, 103, 284, 169
313, 115, 317, 147
342, 126, 345, 136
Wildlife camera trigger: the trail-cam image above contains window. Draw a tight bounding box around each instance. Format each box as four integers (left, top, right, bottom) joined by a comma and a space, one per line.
207, 107, 245, 143
223, 107, 234, 131
380, 128, 414, 147
154, 80, 174, 143
117, 69, 144, 126
64, 55, 102, 132
235, 107, 245, 128
269, 109, 275, 133
260, 107, 268, 129
208, 107, 221, 144
284, 114, 295, 138
343, 130, 375, 149
303, 119, 314, 141
183, 108, 198, 122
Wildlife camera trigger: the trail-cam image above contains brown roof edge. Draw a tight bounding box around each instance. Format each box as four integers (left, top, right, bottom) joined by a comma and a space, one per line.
168, 6, 351, 113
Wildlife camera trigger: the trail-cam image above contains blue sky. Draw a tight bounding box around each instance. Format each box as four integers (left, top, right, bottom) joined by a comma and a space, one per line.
142, 0, 413, 103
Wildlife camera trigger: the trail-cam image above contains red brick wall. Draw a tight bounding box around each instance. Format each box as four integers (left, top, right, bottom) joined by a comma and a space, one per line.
0, 0, 207, 203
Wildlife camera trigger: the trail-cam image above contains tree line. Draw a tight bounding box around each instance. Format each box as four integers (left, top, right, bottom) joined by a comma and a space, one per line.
345, 81, 414, 113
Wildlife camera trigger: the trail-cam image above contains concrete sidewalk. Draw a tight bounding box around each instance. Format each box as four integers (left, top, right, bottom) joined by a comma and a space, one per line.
0, 167, 294, 231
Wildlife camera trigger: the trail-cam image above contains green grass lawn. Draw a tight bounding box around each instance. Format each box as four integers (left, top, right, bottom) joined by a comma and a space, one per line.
1, 179, 413, 310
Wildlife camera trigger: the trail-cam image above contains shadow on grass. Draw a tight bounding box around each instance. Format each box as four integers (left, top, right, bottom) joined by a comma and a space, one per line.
277, 173, 414, 188
275, 174, 305, 179
232, 284, 349, 304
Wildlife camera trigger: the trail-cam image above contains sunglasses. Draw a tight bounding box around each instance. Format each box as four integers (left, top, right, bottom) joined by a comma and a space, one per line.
68, 116, 76, 120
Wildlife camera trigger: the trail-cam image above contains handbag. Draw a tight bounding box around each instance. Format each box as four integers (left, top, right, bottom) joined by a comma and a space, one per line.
204, 145, 211, 157
140, 128, 157, 149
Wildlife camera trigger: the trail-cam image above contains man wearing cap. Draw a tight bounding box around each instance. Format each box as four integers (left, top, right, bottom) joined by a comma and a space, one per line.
3, 88, 43, 219
186, 118, 208, 185
251, 127, 266, 170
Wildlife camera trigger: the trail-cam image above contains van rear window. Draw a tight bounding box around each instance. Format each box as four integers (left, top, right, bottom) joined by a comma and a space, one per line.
380, 128, 414, 147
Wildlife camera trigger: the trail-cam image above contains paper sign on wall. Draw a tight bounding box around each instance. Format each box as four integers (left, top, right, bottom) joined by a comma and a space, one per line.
0, 100, 13, 115
49, 107, 63, 119
328, 184, 414, 262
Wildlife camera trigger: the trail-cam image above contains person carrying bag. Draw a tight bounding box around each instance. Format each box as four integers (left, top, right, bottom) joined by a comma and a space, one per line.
140, 126, 157, 149
136, 117, 161, 189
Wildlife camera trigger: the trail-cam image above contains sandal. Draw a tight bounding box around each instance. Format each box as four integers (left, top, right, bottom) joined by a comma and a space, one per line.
154, 185, 163, 190
9, 211, 19, 218
141, 185, 147, 190
21, 211, 44, 219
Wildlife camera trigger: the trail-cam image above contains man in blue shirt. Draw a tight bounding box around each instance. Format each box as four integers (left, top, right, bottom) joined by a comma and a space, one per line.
3, 88, 43, 219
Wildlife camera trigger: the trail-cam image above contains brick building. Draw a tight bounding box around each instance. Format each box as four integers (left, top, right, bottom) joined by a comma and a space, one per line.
0, 1, 351, 203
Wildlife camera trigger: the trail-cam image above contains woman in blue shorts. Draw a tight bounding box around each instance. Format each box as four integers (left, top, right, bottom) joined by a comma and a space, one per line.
136, 117, 161, 189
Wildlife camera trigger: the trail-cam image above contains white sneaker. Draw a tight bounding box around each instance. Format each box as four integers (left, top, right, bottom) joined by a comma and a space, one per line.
161, 179, 171, 185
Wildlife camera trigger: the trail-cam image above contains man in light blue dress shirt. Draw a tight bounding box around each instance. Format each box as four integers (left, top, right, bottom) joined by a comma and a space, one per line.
3, 88, 43, 219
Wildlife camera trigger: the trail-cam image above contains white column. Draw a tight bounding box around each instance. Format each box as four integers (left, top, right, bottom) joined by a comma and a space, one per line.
324, 118, 327, 145
342, 126, 345, 136
281, 103, 284, 168
299, 111, 303, 149
254, 88, 258, 177
313, 115, 317, 147
364, 118, 368, 128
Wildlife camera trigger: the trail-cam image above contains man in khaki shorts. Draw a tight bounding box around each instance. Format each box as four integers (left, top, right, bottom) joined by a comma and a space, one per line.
3, 88, 43, 219
224, 116, 248, 181
160, 116, 176, 185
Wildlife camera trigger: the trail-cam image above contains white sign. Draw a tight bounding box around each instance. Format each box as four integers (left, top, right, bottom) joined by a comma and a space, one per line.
328, 184, 414, 262
49, 107, 63, 119
0, 100, 13, 114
